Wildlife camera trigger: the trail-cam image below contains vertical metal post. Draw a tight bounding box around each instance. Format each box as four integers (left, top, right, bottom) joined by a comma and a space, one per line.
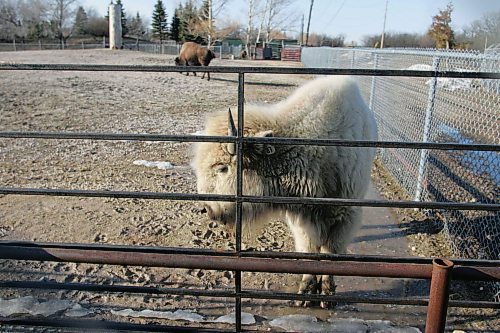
369, 53, 379, 110
235, 72, 245, 332
415, 57, 440, 201
425, 259, 454, 333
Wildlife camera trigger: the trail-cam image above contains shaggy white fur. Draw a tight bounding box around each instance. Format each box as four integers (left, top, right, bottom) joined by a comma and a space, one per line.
192, 76, 378, 307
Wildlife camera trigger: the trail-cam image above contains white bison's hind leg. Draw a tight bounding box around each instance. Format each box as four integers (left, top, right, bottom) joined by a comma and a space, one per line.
285, 211, 321, 307
318, 208, 363, 308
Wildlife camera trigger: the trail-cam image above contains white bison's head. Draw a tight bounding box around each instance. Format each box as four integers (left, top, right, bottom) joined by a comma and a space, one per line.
192, 109, 277, 227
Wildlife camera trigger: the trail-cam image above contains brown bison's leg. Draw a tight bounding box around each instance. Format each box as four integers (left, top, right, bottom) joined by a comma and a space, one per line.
285, 211, 321, 307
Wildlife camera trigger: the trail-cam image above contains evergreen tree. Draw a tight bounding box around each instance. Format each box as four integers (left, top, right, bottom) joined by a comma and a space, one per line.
170, 8, 181, 42
74, 6, 88, 36
151, 0, 168, 42
115, 0, 128, 37
200, 0, 210, 21
128, 12, 145, 38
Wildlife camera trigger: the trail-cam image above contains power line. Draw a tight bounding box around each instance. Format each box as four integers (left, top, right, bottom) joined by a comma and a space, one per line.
323, 0, 347, 28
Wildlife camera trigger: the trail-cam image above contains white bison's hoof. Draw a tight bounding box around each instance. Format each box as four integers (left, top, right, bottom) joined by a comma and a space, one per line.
293, 275, 337, 308
294, 275, 318, 307
319, 275, 337, 309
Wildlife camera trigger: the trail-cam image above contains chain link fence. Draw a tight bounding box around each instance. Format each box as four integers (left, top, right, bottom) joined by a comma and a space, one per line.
302, 47, 499, 272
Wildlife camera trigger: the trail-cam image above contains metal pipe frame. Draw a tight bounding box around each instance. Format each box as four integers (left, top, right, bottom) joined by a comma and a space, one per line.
425, 259, 455, 333
1, 63, 499, 79
0, 131, 498, 151
1, 64, 498, 333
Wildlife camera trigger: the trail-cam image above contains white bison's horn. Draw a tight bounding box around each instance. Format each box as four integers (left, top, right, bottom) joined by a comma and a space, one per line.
227, 108, 237, 155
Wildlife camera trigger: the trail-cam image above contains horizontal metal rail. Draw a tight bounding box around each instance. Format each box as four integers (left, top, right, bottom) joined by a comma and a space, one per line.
0, 131, 498, 151
1, 244, 498, 281
1, 63, 500, 79
0, 187, 498, 211
1, 280, 498, 309
0, 318, 229, 333
2, 241, 497, 266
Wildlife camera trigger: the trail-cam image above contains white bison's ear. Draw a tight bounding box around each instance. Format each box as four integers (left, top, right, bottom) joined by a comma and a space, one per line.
253, 130, 275, 156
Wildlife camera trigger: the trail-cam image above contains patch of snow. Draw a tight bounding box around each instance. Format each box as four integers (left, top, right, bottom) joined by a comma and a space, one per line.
65, 304, 93, 317
407, 64, 433, 71
214, 312, 256, 325
133, 160, 175, 170
270, 315, 421, 333
429, 77, 474, 91
0, 296, 74, 317
406, 64, 475, 91
270, 315, 325, 332
111, 308, 205, 323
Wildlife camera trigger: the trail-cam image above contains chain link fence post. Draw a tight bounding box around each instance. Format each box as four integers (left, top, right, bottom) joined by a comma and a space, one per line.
414, 56, 440, 202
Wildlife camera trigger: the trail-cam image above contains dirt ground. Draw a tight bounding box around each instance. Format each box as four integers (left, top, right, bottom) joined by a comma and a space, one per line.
0, 49, 497, 332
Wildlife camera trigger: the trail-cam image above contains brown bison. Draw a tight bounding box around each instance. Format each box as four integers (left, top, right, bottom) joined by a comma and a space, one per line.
174, 42, 216, 81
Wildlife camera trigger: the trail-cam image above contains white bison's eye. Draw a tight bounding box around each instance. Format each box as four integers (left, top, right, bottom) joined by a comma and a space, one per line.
214, 164, 229, 174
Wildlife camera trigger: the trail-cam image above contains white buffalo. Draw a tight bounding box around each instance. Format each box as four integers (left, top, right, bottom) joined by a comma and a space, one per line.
192, 76, 378, 307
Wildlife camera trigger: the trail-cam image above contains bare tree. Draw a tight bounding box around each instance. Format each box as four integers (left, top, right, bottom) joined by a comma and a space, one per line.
0, 0, 49, 41
200, 0, 231, 46
49, 0, 77, 48
245, 0, 257, 55
459, 10, 500, 50
262, 0, 297, 43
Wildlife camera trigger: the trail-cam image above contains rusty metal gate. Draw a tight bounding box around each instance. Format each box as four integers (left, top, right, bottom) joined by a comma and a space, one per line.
0, 64, 499, 333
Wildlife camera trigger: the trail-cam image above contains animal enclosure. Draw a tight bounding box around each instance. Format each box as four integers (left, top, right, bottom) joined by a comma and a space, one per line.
303, 47, 500, 268
0, 50, 499, 332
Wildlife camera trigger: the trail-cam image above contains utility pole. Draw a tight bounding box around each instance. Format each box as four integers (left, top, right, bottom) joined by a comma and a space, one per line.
300, 14, 304, 46
208, 0, 213, 46
380, 0, 388, 48
305, 0, 314, 46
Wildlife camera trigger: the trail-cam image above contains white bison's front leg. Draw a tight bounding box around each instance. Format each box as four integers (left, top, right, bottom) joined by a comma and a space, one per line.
285, 211, 321, 307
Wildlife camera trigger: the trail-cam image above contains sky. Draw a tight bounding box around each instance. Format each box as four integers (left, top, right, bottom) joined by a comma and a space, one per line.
84, 0, 500, 43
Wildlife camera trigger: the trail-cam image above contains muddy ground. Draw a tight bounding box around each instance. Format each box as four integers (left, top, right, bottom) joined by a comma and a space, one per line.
0, 49, 497, 332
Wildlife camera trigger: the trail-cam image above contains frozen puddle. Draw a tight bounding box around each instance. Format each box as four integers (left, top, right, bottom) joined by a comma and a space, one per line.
270, 315, 421, 333
112, 308, 256, 325
0, 296, 91, 318
112, 308, 205, 323
0, 297, 420, 331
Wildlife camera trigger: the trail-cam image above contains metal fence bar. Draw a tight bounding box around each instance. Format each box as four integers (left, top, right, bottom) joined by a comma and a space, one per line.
235, 72, 245, 332
1, 131, 498, 151
0, 318, 229, 333
1, 63, 499, 78
1, 244, 498, 281
1, 240, 498, 266
2, 280, 499, 309
0, 187, 497, 211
